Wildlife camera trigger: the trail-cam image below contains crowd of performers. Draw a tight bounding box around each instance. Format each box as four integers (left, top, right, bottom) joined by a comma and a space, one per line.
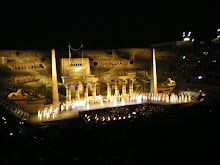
37, 92, 192, 121
37, 106, 59, 120
107, 92, 192, 104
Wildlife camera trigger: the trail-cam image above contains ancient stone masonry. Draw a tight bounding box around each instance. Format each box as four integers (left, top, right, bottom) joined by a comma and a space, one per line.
65, 84, 71, 102
12, 62, 44, 70
0, 50, 47, 71
114, 81, 119, 97
14, 76, 36, 84
95, 59, 130, 66
118, 70, 148, 77
107, 81, 111, 101
75, 83, 80, 100
60, 57, 98, 100
1, 57, 7, 65
150, 48, 157, 94
92, 82, 97, 98
129, 79, 134, 95
51, 49, 59, 106
122, 80, 127, 96
136, 70, 148, 77
83, 82, 89, 100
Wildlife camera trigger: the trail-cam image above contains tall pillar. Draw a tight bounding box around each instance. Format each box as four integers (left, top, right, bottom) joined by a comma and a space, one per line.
84, 83, 88, 100
51, 49, 59, 105
114, 80, 119, 97
75, 84, 80, 100
65, 84, 71, 102
107, 81, 111, 101
122, 80, 126, 96
129, 79, 133, 95
150, 48, 157, 94
1, 57, 7, 65
92, 82, 96, 98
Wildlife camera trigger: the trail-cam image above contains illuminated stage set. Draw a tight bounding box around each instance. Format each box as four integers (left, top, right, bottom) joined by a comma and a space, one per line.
27, 44, 196, 124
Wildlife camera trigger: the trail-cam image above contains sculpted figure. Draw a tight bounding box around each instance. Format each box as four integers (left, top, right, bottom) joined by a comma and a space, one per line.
8, 89, 28, 99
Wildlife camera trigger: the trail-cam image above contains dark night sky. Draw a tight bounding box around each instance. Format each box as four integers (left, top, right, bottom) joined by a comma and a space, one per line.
0, 2, 219, 50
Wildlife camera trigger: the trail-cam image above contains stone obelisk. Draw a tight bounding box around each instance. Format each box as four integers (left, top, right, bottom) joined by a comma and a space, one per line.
51, 49, 59, 105
150, 48, 157, 94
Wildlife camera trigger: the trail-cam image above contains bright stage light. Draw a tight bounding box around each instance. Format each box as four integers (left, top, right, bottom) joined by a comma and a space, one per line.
183, 37, 190, 41
121, 98, 125, 105
113, 98, 117, 106
198, 76, 203, 79
87, 102, 90, 109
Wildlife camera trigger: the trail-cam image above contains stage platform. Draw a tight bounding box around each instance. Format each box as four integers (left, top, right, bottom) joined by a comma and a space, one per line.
29, 99, 197, 124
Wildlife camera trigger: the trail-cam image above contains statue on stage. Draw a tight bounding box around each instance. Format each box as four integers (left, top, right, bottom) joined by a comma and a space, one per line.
8, 89, 28, 100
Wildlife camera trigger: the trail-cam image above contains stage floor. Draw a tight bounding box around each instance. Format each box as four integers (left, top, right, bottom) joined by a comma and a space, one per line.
29, 100, 195, 124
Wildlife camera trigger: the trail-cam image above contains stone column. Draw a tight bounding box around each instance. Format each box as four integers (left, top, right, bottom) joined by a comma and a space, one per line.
65, 84, 71, 102
75, 84, 80, 100
122, 80, 126, 96
129, 79, 134, 95
114, 80, 119, 97
51, 49, 59, 105
84, 83, 88, 100
92, 82, 96, 98
1, 57, 7, 65
150, 48, 157, 94
107, 81, 111, 101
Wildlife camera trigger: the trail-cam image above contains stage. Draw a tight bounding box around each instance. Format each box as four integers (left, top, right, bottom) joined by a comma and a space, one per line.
29, 99, 196, 124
